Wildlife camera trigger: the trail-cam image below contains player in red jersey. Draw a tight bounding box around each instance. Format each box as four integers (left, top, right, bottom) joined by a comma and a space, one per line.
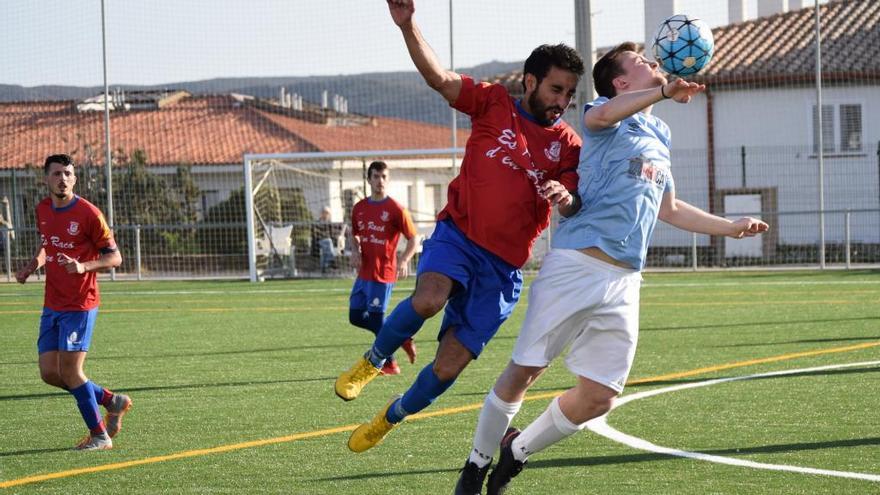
348, 161, 418, 376
16, 154, 131, 451
336, 0, 585, 460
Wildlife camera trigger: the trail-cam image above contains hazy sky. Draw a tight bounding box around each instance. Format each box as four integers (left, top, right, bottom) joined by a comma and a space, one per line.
1, 0, 820, 87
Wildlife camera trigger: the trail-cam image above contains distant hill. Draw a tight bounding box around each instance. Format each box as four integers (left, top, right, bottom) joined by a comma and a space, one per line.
0, 60, 522, 126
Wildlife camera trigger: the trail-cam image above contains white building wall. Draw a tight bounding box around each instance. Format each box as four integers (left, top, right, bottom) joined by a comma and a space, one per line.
656, 85, 880, 244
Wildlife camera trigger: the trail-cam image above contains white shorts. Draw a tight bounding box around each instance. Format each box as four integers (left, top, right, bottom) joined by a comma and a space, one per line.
512, 249, 642, 393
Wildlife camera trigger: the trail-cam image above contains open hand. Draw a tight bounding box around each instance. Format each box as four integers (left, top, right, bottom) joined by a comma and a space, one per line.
663, 78, 705, 103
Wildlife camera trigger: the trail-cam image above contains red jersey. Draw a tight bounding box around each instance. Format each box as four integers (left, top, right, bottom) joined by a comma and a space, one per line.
352, 197, 416, 284
36, 196, 116, 311
439, 75, 581, 267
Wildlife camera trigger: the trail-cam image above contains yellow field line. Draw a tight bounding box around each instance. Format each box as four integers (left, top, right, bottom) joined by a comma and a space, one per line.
1, 340, 878, 489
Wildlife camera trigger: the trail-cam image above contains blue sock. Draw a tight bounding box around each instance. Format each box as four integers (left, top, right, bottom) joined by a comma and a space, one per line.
369, 298, 424, 366
386, 363, 455, 423
90, 381, 105, 405
70, 382, 106, 434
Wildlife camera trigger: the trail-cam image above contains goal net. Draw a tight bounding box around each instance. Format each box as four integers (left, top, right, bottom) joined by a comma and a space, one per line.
243, 149, 463, 282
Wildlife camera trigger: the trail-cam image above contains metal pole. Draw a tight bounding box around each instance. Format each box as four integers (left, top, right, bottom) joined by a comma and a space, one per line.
844, 211, 851, 269
449, 0, 457, 178
691, 232, 698, 271
135, 225, 142, 281
4, 229, 11, 282
740, 145, 746, 188
575, 0, 595, 112
814, 0, 825, 269
362, 158, 367, 199
101, 0, 116, 280
243, 156, 258, 282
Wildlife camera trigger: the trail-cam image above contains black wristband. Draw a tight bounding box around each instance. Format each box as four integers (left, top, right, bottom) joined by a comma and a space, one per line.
660, 85, 671, 99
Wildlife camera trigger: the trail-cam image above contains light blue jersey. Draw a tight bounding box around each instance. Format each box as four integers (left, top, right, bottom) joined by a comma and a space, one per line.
553, 96, 674, 270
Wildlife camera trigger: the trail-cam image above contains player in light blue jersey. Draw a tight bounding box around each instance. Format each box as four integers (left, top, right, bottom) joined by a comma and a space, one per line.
455, 42, 769, 494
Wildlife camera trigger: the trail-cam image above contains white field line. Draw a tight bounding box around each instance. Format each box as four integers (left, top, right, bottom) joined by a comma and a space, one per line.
587, 360, 880, 482
2, 278, 879, 298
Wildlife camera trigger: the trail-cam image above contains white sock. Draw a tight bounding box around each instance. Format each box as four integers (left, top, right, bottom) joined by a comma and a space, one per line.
511, 396, 585, 462
468, 389, 522, 467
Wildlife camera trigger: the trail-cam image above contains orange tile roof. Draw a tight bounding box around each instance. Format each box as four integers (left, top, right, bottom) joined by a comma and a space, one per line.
696, 0, 880, 85
255, 109, 469, 153
486, 0, 879, 92
0, 95, 470, 169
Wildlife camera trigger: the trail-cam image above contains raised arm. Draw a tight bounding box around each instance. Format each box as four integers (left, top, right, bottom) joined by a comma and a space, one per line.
658, 191, 769, 238
388, 0, 462, 104
585, 79, 704, 132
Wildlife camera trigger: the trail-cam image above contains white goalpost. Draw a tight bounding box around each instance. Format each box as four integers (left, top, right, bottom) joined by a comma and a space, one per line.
243, 148, 463, 282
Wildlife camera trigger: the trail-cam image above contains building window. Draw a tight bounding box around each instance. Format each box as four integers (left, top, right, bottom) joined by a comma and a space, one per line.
812, 103, 863, 154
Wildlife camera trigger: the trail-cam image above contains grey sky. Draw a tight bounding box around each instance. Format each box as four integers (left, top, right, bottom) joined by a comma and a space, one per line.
2, 0, 815, 88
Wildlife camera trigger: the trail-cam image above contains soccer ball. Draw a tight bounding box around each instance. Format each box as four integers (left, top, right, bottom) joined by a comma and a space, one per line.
652, 14, 714, 76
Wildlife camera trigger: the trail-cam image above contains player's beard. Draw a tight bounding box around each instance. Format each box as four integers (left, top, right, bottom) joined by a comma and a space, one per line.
528, 92, 563, 127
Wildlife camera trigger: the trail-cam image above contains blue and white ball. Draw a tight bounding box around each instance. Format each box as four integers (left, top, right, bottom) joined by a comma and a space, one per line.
652, 14, 714, 76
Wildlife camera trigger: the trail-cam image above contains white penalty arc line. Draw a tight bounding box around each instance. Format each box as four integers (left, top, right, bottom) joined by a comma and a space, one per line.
586, 360, 880, 482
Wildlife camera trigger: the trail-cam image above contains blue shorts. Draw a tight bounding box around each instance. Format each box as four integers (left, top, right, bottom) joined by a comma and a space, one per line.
38, 307, 99, 354
350, 279, 394, 314
418, 220, 523, 358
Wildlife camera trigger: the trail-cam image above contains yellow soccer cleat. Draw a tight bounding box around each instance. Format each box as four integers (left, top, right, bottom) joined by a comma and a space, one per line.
335, 356, 382, 401
348, 396, 401, 453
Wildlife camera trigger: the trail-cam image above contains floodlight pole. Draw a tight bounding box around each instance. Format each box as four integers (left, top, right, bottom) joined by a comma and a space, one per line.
100, 0, 116, 280
574, 0, 595, 111
814, 0, 826, 269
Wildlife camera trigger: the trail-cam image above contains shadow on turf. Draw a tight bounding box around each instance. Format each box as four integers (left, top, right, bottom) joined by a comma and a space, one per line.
530, 436, 880, 471
0, 341, 376, 366
315, 437, 880, 482
0, 375, 336, 402
718, 335, 880, 347
643, 315, 880, 334
0, 447, 70, 457
454, 363, 880, 397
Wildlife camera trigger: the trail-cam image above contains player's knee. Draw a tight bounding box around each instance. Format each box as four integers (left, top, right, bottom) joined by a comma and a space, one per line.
409, 292, 445, 317
577, 390, 615, 417
431, 358, 465, 382
349, 309, 367, 328
39, 369, 63, 387
58, 367, 85, 388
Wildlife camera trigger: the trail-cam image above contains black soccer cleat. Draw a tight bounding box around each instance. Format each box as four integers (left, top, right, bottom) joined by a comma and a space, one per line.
454, 458, 492, 495
486, 428, 526, 495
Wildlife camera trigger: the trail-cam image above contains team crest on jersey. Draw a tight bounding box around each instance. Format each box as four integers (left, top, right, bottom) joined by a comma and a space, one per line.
544, 141, 561, 162
380, 210, 390, 222
67, 221, 80, 235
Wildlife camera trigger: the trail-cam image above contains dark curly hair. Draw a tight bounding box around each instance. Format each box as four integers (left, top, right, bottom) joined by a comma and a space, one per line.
521, 44, 585, 92
43, 154, 74, 174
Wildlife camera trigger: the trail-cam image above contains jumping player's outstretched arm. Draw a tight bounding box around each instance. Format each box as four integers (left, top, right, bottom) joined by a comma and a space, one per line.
585, 79, 705, 132
658, 191, 769, 238
388, 0, 462, 104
